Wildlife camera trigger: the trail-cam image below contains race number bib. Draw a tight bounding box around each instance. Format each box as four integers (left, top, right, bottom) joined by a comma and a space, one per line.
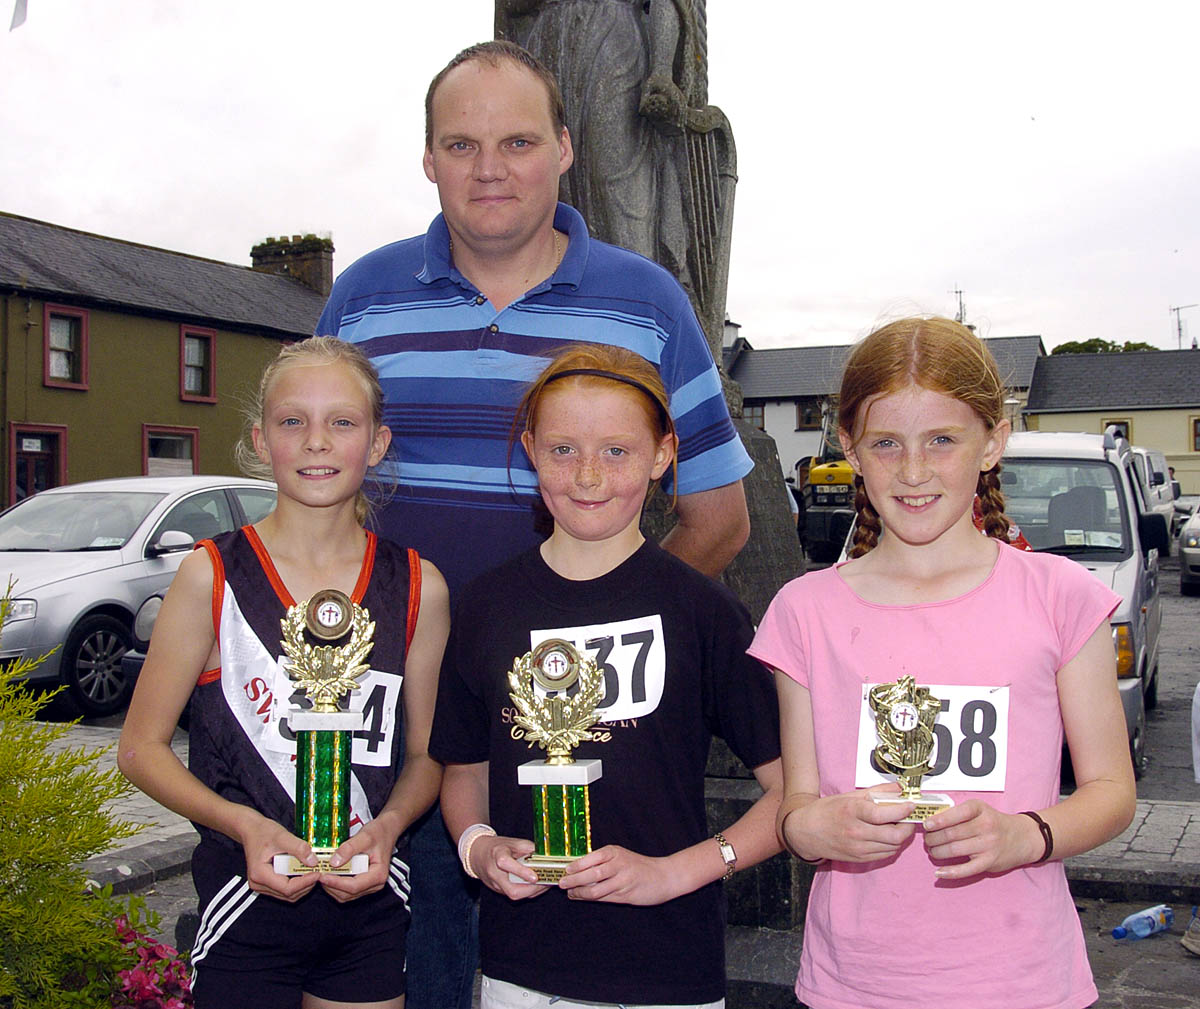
266, 658, 402, 768
853, 683, 1010, 793
529, 615, 666, 721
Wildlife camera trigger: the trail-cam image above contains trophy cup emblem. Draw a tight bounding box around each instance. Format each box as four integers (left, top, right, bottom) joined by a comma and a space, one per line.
272, 588, 373, 875
868, 675, 954, 822
507, 638, 605, 882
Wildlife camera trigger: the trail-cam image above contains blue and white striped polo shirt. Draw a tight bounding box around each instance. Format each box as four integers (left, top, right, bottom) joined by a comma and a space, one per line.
317, 202, 752, 597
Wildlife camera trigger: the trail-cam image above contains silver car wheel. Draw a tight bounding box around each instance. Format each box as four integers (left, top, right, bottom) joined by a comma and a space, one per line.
63, 615, 133, 717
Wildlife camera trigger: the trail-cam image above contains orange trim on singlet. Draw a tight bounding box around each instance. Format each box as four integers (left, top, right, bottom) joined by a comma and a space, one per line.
351, 531, 377, 605
406, 548, 422, 651
242, 525, 378, 608
197, 667, 221, 685
197, 538, 225, 648
242, 525, 295, 608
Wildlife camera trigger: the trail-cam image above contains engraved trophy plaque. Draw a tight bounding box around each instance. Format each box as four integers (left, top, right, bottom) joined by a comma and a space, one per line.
507, 639, 604, 883
272, 588, 372, 875
868, 675, 954, 823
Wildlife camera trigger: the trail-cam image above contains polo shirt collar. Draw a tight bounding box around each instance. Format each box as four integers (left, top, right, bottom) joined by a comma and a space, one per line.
416, 202, 591, 292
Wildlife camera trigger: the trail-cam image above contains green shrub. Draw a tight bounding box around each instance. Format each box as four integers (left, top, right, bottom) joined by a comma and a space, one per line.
0, 596, 142, 1008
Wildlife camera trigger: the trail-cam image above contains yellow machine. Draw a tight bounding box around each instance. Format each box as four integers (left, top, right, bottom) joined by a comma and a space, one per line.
801, 410, 856, 562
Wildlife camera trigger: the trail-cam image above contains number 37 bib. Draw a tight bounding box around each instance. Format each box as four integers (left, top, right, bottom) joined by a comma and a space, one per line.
853, 683, 1011, 793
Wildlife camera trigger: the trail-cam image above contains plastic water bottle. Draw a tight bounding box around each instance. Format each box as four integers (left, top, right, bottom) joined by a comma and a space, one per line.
1111, 904, 1174, 940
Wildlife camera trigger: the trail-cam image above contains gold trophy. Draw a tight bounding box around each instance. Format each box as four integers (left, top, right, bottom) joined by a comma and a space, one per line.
868, 675, 953, 823
507, 639, 605, 883
272, 588, 372, 875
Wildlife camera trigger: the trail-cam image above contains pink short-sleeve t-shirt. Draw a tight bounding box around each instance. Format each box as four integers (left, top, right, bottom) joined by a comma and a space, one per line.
749, 544, 1119, 1009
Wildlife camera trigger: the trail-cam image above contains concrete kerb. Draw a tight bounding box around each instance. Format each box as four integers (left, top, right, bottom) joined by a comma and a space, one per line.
84, 834, 196, 895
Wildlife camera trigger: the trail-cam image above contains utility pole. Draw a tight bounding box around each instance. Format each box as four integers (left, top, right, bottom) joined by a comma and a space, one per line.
1170, 304, 1198, 349
951, 286, 966, 325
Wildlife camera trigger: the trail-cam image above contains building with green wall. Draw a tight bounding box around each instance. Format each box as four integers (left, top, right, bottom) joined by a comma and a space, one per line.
0, 212, 330, 504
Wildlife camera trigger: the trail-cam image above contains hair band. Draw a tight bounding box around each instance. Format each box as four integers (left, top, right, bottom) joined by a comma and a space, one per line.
544, 368, 672, 427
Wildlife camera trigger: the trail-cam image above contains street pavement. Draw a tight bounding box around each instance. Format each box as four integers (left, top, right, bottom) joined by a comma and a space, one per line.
58, 554, 1200, 1006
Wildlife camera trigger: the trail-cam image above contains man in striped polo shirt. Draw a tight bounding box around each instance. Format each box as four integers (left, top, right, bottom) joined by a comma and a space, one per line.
317, 39, 753, 1009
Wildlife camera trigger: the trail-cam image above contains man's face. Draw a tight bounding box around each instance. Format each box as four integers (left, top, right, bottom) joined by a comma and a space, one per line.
423, 59, 573, 256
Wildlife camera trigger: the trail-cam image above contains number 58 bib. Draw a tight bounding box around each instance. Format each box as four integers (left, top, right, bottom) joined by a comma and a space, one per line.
853, 683, 1010, 793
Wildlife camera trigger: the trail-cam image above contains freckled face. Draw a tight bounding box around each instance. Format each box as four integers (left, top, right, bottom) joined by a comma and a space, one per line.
839, 384, 1008, 549
521, 381, 675, 547
252, 362, 391, 511
423, 60, 572, 254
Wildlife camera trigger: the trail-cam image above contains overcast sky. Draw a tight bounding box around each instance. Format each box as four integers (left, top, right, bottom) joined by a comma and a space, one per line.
4, 2, 1198, 350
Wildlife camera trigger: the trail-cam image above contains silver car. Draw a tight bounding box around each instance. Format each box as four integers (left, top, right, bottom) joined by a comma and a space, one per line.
0, 476, 276, 716
1180, 505, 1200, 595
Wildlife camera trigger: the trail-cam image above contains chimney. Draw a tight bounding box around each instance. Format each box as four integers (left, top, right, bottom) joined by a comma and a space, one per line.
251, 233, 334, 297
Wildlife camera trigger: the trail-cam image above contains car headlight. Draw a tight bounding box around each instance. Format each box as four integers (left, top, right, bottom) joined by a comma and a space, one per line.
1185, 533, 1200, 549
1111, 623, 1135, 679
2, 599, 36, 623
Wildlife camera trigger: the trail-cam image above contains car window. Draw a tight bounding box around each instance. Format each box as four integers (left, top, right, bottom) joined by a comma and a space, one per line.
232, 487, 277, 525
1001, 459, 1129, 557
0, 491, 163, 551
152, 490, 236, 545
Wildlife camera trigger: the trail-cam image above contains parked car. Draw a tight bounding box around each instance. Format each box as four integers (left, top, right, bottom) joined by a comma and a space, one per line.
0, 476, 276, 716
1128, 444, 1178, 534
1173, 494, 1199, 539
1179, 507, 1200, 595
1003, 430, 1171, 777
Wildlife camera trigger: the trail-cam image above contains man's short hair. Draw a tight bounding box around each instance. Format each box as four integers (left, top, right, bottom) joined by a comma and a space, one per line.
424, 39, 566, 148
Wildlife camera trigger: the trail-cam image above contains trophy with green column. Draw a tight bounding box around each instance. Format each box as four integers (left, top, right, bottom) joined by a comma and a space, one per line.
507, 639, 605, 883
272, 588, 372, 875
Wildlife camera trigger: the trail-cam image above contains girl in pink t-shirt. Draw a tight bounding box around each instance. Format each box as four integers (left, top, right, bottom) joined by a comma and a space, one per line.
749, 317, 1136, 1009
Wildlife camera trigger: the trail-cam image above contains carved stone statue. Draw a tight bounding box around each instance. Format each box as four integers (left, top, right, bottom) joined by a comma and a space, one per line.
496, 0, 736, 363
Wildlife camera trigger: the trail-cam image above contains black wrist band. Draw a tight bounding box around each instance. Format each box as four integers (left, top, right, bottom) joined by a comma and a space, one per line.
1020, 810, 1054, 863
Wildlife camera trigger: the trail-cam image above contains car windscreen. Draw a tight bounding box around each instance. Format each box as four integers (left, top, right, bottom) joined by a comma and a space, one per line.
0, 491, 165, 551
1000, 458, 1131, 559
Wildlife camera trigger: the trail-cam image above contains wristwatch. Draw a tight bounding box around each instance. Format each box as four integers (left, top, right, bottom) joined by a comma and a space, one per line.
713, 833, 737, 880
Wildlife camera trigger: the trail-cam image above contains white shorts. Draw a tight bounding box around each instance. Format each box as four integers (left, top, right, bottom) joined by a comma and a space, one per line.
480, 975, 725, 1009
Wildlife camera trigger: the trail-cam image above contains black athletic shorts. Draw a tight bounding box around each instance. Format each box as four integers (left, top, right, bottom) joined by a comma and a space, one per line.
188, 841, 411, 1008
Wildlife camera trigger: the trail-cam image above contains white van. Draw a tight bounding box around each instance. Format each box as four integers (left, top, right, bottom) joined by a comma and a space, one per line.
1128, 444, 1178, 534
1002, 430, 1171, 777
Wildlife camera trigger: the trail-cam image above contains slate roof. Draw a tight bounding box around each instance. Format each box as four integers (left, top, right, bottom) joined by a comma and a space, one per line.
730, 335, 1044, 400
1027, 350, 1200, 411
728, 344, 849, 399
981, 335, 1044, 391
0, 212, 325, 338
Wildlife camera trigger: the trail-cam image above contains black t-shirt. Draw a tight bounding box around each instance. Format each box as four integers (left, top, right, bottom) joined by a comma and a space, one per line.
429, 540, 780, 1005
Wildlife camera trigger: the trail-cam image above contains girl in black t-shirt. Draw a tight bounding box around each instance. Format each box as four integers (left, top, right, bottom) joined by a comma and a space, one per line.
434, 343, 783, 1009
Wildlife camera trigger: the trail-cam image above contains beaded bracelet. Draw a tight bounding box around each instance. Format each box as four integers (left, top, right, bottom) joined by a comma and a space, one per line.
457, 823, 496, 879
1020, 810, 1054, 863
